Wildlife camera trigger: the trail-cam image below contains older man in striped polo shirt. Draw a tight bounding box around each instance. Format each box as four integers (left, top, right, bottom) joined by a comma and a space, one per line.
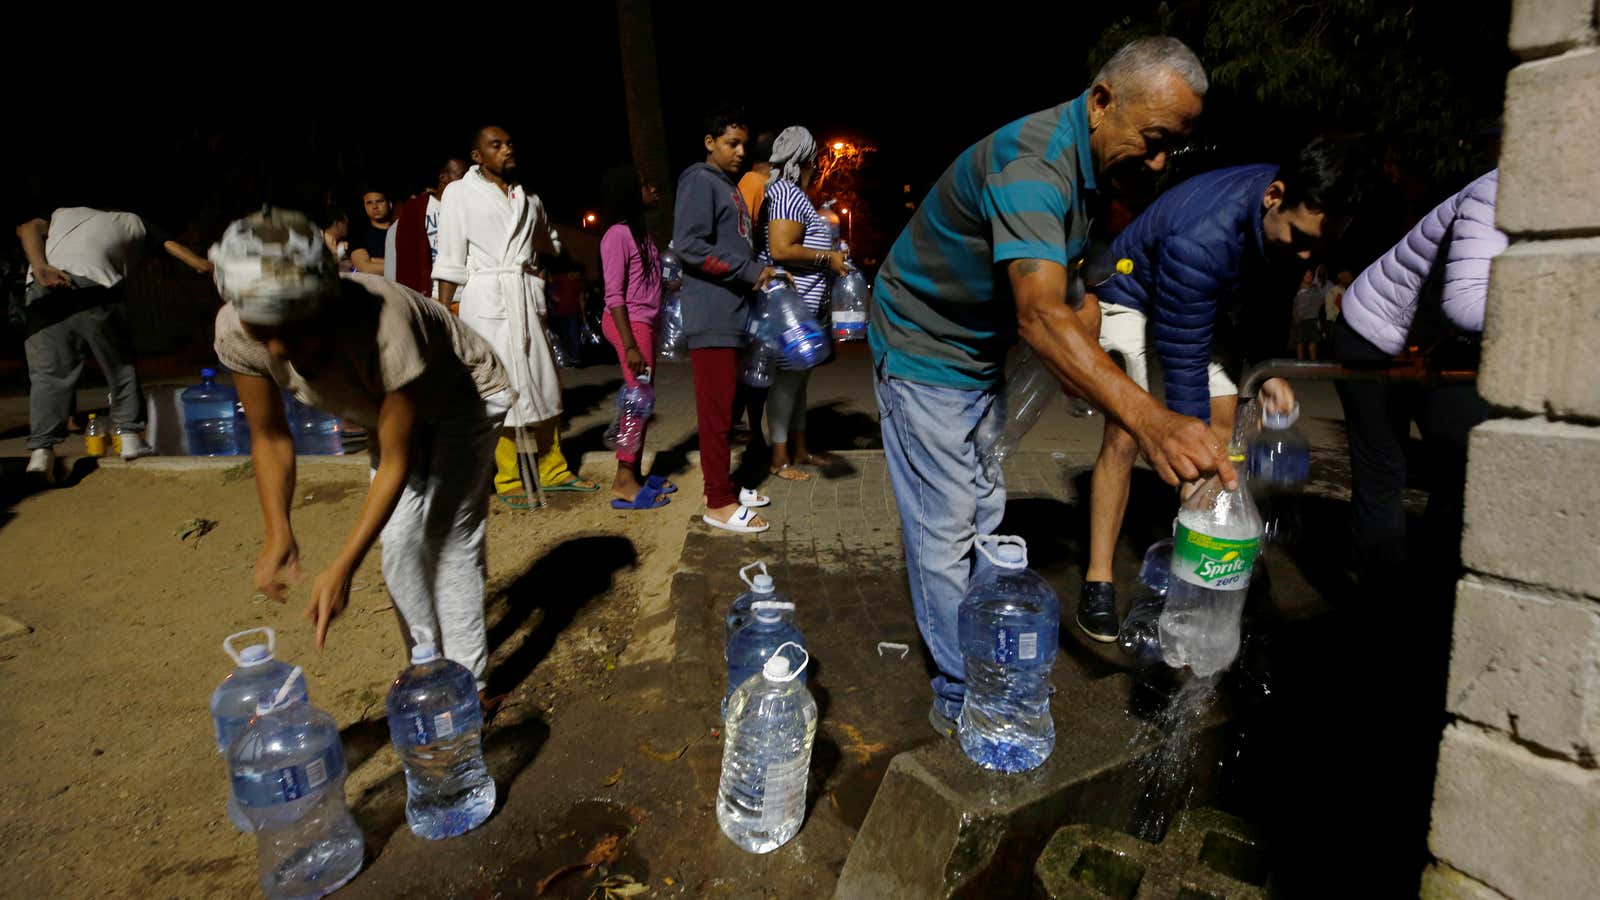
869, 36, 1239, 735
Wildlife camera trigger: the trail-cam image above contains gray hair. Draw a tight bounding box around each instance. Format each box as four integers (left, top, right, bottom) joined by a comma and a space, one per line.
1094, 36, 1208, 99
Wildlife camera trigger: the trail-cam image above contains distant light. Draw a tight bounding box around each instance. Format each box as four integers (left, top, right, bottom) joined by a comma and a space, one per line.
833, 142, 846, 151
840, 208, 849, 215
585, 213, 597, 223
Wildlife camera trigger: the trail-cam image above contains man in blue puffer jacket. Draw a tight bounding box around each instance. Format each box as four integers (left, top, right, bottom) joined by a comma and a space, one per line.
1077, 137, 1376, 641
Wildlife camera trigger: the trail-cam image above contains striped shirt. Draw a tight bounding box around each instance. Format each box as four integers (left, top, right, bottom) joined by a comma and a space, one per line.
870, 91, 1099, 390
760, 178, 834, 314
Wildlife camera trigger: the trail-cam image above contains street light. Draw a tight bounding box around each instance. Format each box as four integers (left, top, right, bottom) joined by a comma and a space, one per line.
832, 141, 846, 151
584, 213, 597, 227
840, 207, 852, 247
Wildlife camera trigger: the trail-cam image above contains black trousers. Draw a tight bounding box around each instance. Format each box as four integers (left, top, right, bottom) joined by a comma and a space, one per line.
1332, 317, 1488, 581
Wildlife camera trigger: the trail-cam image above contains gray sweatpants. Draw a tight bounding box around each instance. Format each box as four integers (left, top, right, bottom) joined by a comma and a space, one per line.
373, 398, 505, 688
24, 301, 146, 449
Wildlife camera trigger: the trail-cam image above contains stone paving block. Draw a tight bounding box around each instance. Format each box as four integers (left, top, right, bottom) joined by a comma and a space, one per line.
1447, 575, 1600, 757
1034, 809, 1267, 900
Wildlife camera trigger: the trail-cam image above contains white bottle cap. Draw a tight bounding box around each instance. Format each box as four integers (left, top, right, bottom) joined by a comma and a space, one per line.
763, 654, 793, 681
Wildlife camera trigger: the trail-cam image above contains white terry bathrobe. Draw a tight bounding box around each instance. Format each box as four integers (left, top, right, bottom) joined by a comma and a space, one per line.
434, 166, 564, 429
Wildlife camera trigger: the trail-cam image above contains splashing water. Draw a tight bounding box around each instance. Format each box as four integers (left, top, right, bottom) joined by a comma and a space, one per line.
1127, 675, 1219, 842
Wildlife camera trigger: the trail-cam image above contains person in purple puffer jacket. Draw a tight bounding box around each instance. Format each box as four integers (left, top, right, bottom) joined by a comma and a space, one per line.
1334, 168, 1504, 585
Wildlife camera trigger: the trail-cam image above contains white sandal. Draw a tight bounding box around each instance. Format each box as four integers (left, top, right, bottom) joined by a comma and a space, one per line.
703, 505, 770, 534
739, 487, 772, 508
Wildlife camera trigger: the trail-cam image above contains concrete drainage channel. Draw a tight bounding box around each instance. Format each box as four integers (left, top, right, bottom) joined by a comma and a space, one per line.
834, 668, 1244, 899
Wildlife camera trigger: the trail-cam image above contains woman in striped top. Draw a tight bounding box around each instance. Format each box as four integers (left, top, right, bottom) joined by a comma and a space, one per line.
761, 126, 853, 481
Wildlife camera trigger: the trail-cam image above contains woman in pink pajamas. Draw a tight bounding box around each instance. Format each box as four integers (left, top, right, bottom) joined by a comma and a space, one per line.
600, 165, 676, 509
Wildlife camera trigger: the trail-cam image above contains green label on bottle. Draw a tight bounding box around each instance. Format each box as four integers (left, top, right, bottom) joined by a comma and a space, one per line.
1172, 523, 1259, 591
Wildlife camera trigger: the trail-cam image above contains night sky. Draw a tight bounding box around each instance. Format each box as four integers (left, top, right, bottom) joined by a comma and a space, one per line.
7, 5, 1506, 265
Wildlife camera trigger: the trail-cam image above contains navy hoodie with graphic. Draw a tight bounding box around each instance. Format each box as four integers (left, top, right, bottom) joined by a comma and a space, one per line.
672, 162, 765, 349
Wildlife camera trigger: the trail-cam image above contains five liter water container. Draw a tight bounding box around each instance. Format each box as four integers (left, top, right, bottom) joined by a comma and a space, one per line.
725, 599, 805, 716
830, 270, 869, 342
212, 628, 309, 831
1160, 476, 1263, 678
958, 535, 1060, 772
978, 348, 1055, 477
1246, 403, 1310, 545
284, 396, 343, 456
655, 290, 688, 362
660, 247, 684, 292
1118, 536, 1176, 666
229, 668, 364, 898
725, 561, 794, 647
386, 626, 495, 840
183, 368, 244, 456
717, 642, 818, 853
758, 281, 828, 370
741, 345, 773, 389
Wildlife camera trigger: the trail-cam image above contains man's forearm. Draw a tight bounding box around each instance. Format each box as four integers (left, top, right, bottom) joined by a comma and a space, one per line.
1018, 300, 1162, 435
335, 391, 416, 571
16, 219, 50, 269
163, 240, 210, 272
252, 432, 298, 543
438, 280, 459, 309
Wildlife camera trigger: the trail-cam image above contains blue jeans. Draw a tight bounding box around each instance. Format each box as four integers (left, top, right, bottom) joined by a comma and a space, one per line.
875, 365, 1005, 719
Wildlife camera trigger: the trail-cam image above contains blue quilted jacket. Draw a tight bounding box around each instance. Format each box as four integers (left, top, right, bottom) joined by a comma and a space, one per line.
1094, 164, 1278, 420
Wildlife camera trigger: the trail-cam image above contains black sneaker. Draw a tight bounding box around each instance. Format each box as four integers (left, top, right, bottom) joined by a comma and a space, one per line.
928, 704, 958, 739
1078, 582, 1120, 643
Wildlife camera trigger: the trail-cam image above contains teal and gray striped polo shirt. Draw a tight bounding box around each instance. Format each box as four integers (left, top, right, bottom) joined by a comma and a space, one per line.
870, 91, 1099, 390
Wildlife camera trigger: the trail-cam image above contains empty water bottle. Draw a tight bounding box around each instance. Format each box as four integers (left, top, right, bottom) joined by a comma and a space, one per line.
957, 535, 1060, 772
1247, 403, 1309, 545
830, 270, 869, 343
760, 281, 827, 370
614, 384, 655, 459
386, 626, 495, 840
741, 345, 773, 389
546, 322, 574, 369
1160, 477, 1263, 678
1139, 536, 1174, 596
284, 396, 343, 456
978, 348, 1055, 476
725, 561, 794, 647
212, 628, 308, 831
1117, 589, 1167, 668
655, 290, 688, 362
660, 247, 684, 292
717, 642, 818, 853
183, 367, 244, 456
725, 600, 806, 716
229, 668, 364, 898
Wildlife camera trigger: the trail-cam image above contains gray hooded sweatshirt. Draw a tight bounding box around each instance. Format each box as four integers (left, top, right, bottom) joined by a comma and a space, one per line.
672, 162, 764, 349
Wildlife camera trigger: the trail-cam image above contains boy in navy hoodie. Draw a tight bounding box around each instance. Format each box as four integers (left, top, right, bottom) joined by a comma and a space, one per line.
673, 104, 785, 533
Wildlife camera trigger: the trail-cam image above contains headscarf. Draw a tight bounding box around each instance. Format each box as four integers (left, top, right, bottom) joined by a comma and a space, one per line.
767, 126, 818, 187
209, 207, 338, 325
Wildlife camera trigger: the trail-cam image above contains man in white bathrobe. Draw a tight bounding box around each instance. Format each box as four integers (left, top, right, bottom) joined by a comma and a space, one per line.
435, 125, 598, 505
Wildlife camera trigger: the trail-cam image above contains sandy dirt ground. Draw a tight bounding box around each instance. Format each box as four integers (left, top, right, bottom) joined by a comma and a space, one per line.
0, 454, 695, 899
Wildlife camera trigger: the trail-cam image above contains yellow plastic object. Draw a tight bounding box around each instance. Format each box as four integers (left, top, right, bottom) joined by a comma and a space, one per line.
1116, 258, 1135, 275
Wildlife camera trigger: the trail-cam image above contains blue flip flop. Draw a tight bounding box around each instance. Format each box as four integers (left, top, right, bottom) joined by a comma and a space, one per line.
612, 484, 672, 510
645, 475, 678, 494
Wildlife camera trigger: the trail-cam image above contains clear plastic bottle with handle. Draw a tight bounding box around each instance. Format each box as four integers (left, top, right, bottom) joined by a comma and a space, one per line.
957, 535, 1059, 772
717, 642, 818, 854
1159, 477, 1263, 678
613, 384, 655, 459
212, 628, 309, 831
724, 600, 806, 717
1246, 402, 1310, 545
725, 561, 794, 647
759, 281, 828, 370
229, 669, 364, 899
385, 626, 495, 840
830, 269, 869, 342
